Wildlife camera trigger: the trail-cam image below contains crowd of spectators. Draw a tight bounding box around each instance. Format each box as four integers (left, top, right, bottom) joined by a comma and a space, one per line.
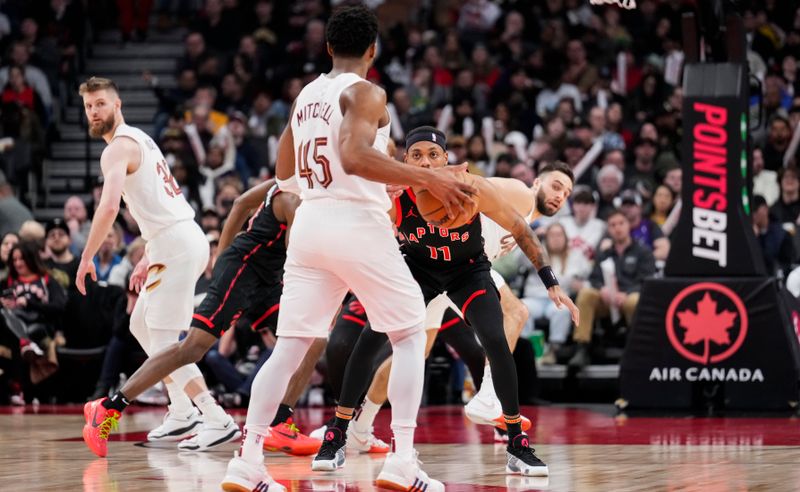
2, 0, 800, 404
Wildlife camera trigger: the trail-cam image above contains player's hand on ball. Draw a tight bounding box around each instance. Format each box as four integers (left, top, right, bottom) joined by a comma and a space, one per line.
548, 285, 580, 326
426, 163, 477, 220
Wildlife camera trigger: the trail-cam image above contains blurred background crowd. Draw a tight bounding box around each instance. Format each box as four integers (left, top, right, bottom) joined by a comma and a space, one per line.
1, 0, 799, 408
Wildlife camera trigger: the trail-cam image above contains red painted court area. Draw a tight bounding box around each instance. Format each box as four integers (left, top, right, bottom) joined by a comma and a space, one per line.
5, 403, 797, 447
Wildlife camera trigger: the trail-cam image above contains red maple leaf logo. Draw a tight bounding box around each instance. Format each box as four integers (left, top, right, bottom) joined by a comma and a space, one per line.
676, 292, 738, 363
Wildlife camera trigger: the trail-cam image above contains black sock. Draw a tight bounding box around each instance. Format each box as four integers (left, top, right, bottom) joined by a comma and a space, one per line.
102, 391, 130, 413
506, 418, 523, 443
270, 403, 294, 427
331, 410, 353, 436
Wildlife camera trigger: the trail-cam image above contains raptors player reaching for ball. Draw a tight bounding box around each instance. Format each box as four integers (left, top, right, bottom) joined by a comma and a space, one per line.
221, 6, 475, 492
317, 147, 575, 447
313, 127, 578, 478
77, 77, 239, 457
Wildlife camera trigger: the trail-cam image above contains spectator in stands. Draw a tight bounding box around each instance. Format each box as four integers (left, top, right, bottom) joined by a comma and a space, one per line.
770, 166, 800, 225
44, 218, 78, 290
18, 220, 45, 245
200, 208, 220, 234
625, 138, 659, 196
569, 210, 656, 369
0, 231, 18, 282
0, 170, 32, 237
117, 0, 153, 43
753, 194, 796, 277
617, 189, 670, 261
562, 186, 606, 261
649, 184, 676, 227
195, 0, 241, 52
595, 163, 624, 220
0, 42, 52, 120
177, 31, 209, 75
145, 67, 198, 139
663, 165, 682, 195
753, 147, 779, 206
92, 224, 123, 283
563, 39, 599, 95
214, 179, 242, 219
763, 115, 795, 170
63, 195, 90, 253
1, 65, 46, 125
518, 223, 591, 365
3, 240, 67, 385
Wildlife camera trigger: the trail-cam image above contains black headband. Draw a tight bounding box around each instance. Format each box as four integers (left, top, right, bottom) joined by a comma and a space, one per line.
406, 129, 447, 151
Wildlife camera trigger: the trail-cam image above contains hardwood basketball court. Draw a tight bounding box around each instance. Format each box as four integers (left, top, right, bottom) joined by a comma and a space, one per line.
2, 404, 799, 491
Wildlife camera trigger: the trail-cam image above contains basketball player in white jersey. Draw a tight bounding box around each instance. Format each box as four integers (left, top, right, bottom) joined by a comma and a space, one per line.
78, 77, 239, 458
221, 5, 475, 492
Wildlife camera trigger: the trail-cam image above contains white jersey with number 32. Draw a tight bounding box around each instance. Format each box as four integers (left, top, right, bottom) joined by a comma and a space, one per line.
112, 124, 195, 240
290, 73, 391, 211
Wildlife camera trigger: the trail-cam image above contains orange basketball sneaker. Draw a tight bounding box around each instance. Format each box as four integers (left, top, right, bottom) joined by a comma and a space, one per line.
83, 398, 121, 457
262, 419, 322, 456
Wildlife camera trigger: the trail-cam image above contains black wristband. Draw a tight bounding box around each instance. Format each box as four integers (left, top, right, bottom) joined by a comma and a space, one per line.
538, 266, 559, 289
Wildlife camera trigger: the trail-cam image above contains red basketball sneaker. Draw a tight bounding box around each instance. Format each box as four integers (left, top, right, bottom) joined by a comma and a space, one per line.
262, 419, 321, 456
83, 398, 121, 457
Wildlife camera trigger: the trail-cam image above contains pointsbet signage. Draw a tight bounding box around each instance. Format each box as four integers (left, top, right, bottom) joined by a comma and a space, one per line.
664, 63, 765, 277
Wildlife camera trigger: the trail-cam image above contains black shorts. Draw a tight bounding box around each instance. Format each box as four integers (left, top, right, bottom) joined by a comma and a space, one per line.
191, 249, 282, 338
408, 261, 498, 322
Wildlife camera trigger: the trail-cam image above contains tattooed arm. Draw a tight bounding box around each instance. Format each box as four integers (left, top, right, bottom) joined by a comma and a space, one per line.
476, 177, 579, 325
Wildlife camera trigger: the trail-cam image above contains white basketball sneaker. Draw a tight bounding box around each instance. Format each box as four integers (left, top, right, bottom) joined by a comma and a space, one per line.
346, 425, 390, 454
464, 387, 532, 431
375, 451, 445, 492
221, 456, 285, 492
148, 407, 203, 441
178, 414, 241, 451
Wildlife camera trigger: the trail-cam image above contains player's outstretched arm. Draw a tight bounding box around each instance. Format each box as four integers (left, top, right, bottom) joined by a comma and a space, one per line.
477, 178, 579, 325
486, 177, 534, 218
218, 178, 276, 252
338, 82, 476, 219
76, 138, 136, 295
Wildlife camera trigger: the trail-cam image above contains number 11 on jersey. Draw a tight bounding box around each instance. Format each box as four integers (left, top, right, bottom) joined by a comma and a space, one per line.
427, 246, 451, 261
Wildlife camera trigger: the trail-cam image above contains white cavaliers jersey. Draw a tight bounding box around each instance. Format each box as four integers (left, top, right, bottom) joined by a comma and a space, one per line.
112, 124, 196, 240
290, 73, 391, 211
481, 203, 536, 261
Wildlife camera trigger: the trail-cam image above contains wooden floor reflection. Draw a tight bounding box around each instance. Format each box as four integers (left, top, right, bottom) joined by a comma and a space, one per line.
1, 405, 799, 491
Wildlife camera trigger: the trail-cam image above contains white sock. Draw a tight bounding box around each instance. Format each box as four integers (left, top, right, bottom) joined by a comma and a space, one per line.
386, 327, 425, 462
164, 381, 193, 416
240, 428, 265, 465
354, 397, 381, 434
392, 425, 415, 461
193, 390, 228, 424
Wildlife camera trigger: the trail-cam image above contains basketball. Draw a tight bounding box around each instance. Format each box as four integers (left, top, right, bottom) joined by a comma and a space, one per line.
415, 172, 479, 229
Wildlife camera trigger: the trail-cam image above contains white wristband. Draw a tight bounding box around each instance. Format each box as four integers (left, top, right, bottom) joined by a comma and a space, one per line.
276, 175, 300, 195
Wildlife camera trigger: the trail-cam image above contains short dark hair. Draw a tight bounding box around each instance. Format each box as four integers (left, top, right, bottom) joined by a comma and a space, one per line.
606, 208, 628, 222
326, 5, 378, 58
539, 161, 575, 184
